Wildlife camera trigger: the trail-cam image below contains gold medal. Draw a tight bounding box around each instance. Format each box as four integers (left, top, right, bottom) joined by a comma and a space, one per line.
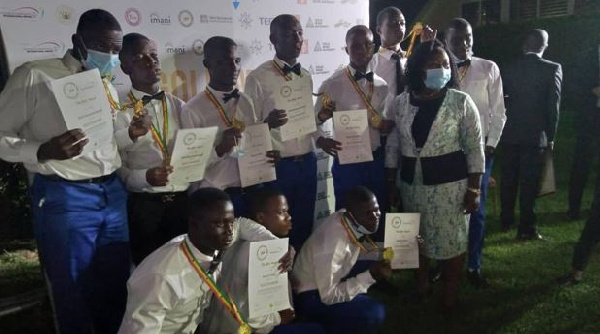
321, 92, 334, 110
382, 247, 395, 263
232, 118, 246, 132
238, 324, 252, 334
133, 100, 145, 117
371, 114, 383, 129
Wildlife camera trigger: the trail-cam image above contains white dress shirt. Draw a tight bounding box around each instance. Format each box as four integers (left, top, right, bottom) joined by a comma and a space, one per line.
292, 210, 376, 305
118, 217, 277, 334
180, 86, 258, 190
115, 88, 187, 193
315, 65, 388, 151
371, 48, 407, 114
0, 50, 123, 181
245, 57, 315, 158
458, 57, 506, 148
201, 238, 286, 334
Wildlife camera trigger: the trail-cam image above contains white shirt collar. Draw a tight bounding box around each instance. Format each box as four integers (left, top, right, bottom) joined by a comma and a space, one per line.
273, 55, 298, 69
184, 234, 216, 264
206, 85, 237, 102
347, 63, 373, 76
130, 87, 162, 101
377, 47, 404, 60
62, 50, 85, 74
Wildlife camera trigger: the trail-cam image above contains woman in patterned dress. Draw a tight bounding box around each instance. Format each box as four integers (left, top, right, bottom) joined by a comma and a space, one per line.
385, 39, 484, 309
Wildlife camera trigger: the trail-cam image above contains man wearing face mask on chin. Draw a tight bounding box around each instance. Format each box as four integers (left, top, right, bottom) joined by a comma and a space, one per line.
0, 9, 133, 334
385, 38, 484, 310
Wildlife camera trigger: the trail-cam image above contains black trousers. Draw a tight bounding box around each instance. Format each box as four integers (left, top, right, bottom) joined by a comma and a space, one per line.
572, 169, 600, 271
500, 144, 545, 235
128, 191, 188, 264
568, 109, 600, 215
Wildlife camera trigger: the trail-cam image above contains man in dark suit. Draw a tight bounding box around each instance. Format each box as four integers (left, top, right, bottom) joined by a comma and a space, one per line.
500, 29, 563, 240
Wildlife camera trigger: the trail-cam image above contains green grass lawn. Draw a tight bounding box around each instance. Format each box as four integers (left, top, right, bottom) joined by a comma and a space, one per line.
1, 115, 599, 333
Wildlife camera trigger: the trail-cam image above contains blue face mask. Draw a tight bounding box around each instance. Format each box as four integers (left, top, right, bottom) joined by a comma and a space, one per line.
84, 49, 120, 77
348, 211, 378, 235
424, 67, 451, 90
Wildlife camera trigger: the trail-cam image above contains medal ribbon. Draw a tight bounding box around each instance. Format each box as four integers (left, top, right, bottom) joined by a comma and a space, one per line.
271, 60, 293, 81
102, 78, 134, 112
340, 213, 380, 253
344, 67, 382, 125
180, 241, 249, 332
128, 91, 170, 163
205, 89, 240, 128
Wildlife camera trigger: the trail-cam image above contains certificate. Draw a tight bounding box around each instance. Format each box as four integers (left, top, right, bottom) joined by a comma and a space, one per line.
168, 127, 218, 184
50, 68, 113, 155
273, 76, 317, 141
333, 109, 373, 165
238, 123, 276, 188
248, 238, 290, 319
384, 213, 420, 269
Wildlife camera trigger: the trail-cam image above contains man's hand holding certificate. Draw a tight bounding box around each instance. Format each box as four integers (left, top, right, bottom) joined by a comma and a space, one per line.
238, 123, 277, 187
272, 76, 316, 141
50, 68, 113, 156
248, 238, 291, 319
384, 213, 421, 269
333, 110, 373, 165
168, 127, 218, 184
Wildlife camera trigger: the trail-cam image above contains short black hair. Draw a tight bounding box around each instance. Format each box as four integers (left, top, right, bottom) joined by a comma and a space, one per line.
345, 25, 373, 44
405, 39, 458, 93
270, 14, 299, 35
120, 33, 150, 60
76, 9, 121, 34
188, 188, 231, 220
204, 36, 237, 60
376, 6, 402, 27
345, 186, 375, 209
247, 188, 284, 220
447, 17, 471, 31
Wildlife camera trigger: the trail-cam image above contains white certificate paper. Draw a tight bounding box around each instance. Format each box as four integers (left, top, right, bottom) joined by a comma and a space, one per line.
50, 68, 113, 155
168, 127, 218, 184
248, 238, 290, 319
384, 213, 420, 269
238, 123, 276, 188
273, 76, 317, 141
333, 109, 373, 165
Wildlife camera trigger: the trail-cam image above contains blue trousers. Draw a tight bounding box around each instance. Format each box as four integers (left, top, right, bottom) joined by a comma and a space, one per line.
333, 147, 387, 241
468, 156, 494, 271
225, 184, 264, 218
31, 174, 130, 334
294, 291, 386, 334
270, 322, 327, 334
270, 152, 317, 251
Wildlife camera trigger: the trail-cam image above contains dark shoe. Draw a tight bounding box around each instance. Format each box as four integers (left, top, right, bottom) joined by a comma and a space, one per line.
516, 232, 545, 241
557, 273, 581, 286
467, 270, 489, 289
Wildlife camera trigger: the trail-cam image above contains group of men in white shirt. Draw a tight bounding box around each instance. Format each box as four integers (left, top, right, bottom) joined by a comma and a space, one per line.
0, 4, 508, 334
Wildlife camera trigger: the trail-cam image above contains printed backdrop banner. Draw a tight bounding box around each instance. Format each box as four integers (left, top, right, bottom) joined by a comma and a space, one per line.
0, 0, 369, 226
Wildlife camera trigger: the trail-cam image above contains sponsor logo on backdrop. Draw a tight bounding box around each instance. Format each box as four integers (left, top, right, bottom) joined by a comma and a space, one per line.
317, 190, 330, 201
192, 39, 205, 56
150, 12, 171, 25
178, 10, 194, 27
165, 42, 186, 54
313, 41, 335, 52
56, 5, 75, 25
1, 6, 43, 20
305, 17, 328, 29
312, 0, 335, 4
125, 8, 141, 26
249, 39, 264, 55
341, 0, 358, 4
259, 17, 274, 26
199, 14, 233, 24
309, 64, 330, 76
238, 11, 252, 29
24, 41, 65, 54
334, 19, 351, 28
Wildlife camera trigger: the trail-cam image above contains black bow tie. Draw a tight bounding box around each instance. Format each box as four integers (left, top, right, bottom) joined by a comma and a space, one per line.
223, 89, 240, 103
282, 63, 302, 76
457, 59, 471, 68
141, 91, 165, 104
357, 235, 367, 243
207, 250, 224, 275
354, 71, 374, 82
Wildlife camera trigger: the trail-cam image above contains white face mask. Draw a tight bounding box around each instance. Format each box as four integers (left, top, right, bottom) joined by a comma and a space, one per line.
83, 49, 121, 77
347, 211, 378, 235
